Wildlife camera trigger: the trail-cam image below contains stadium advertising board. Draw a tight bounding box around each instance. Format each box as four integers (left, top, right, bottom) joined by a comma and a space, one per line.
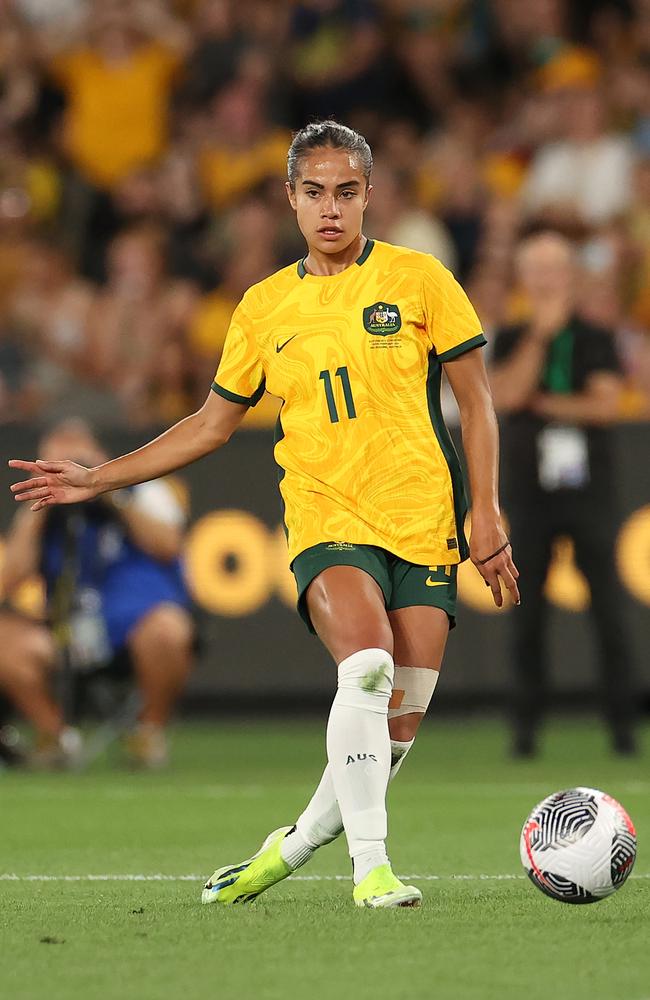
1, 426, 648, 706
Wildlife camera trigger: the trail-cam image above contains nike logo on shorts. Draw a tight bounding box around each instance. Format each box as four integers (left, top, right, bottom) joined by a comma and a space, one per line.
276, 335, 297, 353
425, 578, 447, 587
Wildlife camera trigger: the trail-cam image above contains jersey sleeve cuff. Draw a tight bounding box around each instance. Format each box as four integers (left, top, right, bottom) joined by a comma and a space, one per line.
211, 379, 266, 407
436, 333, 487, 363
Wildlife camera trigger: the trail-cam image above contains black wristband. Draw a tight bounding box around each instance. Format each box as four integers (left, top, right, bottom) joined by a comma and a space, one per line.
476, 541, 510, 566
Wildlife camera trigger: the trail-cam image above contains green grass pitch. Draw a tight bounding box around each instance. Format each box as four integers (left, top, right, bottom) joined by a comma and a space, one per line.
1, 718, 648, 1000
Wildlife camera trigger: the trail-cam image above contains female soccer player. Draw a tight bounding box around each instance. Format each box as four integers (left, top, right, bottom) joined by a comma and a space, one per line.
9, 122, 519, 909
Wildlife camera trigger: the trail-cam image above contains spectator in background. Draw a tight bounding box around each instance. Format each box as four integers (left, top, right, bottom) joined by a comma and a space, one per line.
387, 0, 455, 126
85, 224, 197, 426
47, 0, 189, 192
627, 156, 650, 330
521, 53, 636, 227
189, 196, 282, 426
0, 8, 38, 134
0, 239, 95, 422
178, 0, 290, 114
104, 146, 211, 286
198, 78, 290, 211
416, 133, 487, 282
176, 0, 243, 109
189, 197, 279, 364
0, 419, 193, 768
364, 160, 457, 270
489, 231, 638, 757
287, 0, 386, 122
0, 0, 649, 427
13, 0, 84, 34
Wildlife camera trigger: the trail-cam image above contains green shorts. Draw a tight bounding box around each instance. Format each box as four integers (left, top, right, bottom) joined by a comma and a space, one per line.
292, 542, 458, 634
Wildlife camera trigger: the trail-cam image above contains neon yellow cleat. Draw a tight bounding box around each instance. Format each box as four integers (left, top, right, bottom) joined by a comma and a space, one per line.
353, 864, 422, 908
201, 827, 292, 905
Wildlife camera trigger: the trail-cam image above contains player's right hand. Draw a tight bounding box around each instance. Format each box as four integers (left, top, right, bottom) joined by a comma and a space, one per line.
8, 459, 100, 511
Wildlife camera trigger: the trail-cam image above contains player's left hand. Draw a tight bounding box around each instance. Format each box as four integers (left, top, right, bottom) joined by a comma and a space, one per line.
470, 522, 520, 608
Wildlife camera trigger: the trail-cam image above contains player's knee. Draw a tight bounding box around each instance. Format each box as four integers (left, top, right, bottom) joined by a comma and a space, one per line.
337, 647, 395, 705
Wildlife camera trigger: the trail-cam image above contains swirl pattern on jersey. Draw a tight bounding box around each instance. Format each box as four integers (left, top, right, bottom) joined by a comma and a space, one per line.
214, 240, 485, 565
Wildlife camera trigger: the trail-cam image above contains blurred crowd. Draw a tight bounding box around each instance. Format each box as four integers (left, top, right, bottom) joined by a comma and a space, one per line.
1, 0, 650, 428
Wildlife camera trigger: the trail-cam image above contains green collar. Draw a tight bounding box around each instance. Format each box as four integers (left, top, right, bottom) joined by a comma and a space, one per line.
297, 238, 375, 279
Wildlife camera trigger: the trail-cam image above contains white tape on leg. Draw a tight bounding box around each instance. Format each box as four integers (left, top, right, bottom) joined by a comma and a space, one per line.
388, 665, 439, 719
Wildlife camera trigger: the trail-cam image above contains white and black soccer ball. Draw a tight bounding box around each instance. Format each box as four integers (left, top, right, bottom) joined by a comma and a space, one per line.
520, 787, 636, 904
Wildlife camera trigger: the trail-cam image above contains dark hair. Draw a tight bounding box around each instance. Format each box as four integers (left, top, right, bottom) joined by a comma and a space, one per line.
287, 121, 373, 189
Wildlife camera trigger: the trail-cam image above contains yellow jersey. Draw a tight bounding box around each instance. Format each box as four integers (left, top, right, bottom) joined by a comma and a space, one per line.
213, 239, 485, 566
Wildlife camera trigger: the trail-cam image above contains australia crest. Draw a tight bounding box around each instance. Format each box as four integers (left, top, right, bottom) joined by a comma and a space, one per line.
363, 302, 402, 336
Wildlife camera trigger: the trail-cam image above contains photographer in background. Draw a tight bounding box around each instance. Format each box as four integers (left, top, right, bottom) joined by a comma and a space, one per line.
489, 231, 638, 758
0, 419, 193, 767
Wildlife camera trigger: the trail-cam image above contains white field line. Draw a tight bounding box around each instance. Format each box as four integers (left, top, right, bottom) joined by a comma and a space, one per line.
6, 781, 650, 801
1, 873, 649, 883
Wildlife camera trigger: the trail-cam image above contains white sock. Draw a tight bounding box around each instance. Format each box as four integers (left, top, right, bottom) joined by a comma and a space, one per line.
282, 740, 416, 871
281, 763, 343, 870
282, 662, 427, 874
279, 826, 315, 870
325, 647, 393, 884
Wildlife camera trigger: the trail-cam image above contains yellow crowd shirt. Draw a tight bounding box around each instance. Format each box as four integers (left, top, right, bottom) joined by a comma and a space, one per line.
50, 43, 180, 189
213, 239, 486, 566
199, 130, 291, 210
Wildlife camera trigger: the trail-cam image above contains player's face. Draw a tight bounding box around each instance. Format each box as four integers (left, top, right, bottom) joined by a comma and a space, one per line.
286, 147, 371, 255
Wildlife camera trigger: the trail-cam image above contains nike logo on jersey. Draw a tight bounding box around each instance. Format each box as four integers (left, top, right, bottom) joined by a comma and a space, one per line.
276, 335, 297, 353
425, 578, 448, 588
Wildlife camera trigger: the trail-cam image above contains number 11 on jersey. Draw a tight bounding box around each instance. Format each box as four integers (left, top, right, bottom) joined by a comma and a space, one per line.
319, 366, 357, 424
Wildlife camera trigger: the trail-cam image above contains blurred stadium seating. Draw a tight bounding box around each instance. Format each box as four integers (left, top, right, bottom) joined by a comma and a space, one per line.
1, 0, 649, 717
0, 0, 649, 427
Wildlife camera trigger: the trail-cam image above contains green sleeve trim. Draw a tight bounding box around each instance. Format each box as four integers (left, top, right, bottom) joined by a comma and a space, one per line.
425, 352, 470, 561
249, 378, 267, 406
211, 379, 266, 407
437, 333, 487, 363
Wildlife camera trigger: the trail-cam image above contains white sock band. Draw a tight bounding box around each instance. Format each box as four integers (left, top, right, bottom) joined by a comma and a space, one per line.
388, 665, 439, 719
335, 647, 394, 709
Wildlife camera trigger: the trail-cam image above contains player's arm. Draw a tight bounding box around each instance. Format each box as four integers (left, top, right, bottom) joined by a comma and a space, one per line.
444, 348, 520, 608
8, 390, 248, 512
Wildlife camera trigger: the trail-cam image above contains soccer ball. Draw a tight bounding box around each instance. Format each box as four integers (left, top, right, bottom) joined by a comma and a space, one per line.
520, 787, 636, 904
